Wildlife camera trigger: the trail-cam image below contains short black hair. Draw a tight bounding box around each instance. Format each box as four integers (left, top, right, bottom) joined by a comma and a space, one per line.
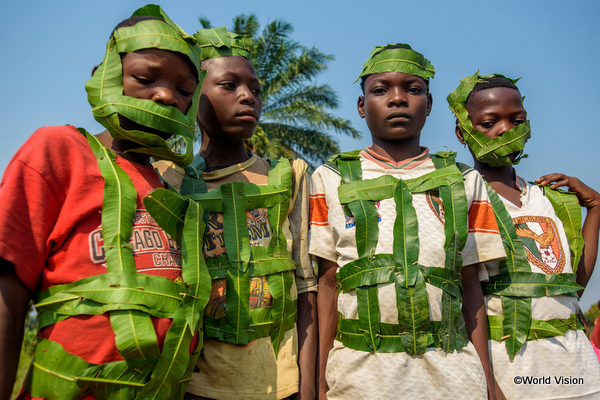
465, 76, 520, 106
111, 15, 163, 38
360, 44, 428, 94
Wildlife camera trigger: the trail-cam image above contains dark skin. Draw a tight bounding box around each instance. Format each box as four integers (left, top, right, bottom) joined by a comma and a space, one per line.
0, 48, 198, 399
318, 71, 494, 399
192, 56, 316, 399
197, 56, 262, 170
358, 71, 432, 162
458, 87, 600, 295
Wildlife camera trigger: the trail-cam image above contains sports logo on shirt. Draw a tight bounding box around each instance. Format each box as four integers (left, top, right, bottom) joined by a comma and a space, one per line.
513, 216, 566, 274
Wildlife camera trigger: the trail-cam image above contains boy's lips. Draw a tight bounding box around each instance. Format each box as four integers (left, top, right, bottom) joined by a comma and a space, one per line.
237, 109, 258, 122
387, 112, 411, 121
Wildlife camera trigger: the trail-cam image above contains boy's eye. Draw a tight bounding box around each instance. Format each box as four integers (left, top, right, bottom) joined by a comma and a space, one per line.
407, 87, 422, 94
371, 87, 387, 95
513, 118, 526, 126
178, 88, 194, 96
219, 81, 236, 89
252, 87, 261, 95
480, 121, 495, 129
134, 76, 154, 85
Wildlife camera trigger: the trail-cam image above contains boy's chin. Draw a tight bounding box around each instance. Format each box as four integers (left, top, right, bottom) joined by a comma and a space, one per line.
118, 115, 172, 141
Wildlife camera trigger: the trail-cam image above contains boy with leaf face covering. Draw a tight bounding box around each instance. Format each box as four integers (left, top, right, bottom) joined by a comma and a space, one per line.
0, 5, 210, 400
448, 72, 600, 399
153, 27, 317, 400
310, 44, 506, 400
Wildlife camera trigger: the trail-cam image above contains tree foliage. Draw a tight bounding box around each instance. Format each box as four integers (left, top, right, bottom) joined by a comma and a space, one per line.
189, 14, 361, 170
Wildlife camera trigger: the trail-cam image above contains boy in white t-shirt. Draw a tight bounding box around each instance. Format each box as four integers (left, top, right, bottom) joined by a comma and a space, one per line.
310, 44, 506, 400
448, 72, 600, 399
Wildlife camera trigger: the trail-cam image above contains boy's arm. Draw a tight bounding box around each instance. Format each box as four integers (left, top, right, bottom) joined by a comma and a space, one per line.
0, 259, 31, 400
461, 264, 503, 400
536, 173, 600, 293
316, 257, 338, 400
295, 291, 317, 400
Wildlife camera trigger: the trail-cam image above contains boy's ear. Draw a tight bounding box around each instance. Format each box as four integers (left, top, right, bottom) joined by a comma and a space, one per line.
426, 93, 433, 116
455, 124, 466, 145
91, 65, 100, 77
357, 95, 365, 119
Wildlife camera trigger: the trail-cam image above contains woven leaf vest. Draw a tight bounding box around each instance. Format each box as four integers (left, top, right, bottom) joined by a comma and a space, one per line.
147, 155, 298, 356
331, 150, 471, 355
30, 130, 210, 400
465, 163, 585, 361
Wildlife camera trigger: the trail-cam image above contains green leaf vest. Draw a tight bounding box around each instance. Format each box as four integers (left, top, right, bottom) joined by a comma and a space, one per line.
30, 130, 211, 400
146, 155, 298, 356
467, 164, 585, 361
331, 150, 471, 355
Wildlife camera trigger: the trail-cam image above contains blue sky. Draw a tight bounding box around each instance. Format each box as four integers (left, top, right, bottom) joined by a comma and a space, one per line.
1, 0, 599, 311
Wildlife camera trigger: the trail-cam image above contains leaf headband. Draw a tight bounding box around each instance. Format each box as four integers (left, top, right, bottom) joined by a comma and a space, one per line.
194, 27, 253, 61
355, 43, 435, 83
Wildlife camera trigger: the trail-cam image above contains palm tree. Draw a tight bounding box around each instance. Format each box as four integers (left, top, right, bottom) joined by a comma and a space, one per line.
192, 14, 362, 170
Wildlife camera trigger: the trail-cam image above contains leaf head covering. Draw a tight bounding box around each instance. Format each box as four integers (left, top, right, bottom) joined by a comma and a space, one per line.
194, 27, 253, 61
447, 72, 531, 167
355, 43, 435, 83
85, 4, 202, 167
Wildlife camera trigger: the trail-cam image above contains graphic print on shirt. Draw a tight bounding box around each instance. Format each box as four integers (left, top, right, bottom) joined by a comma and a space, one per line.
426, 192, 445, 224
204, 209, 274, 318
513, 215, 566, 274
88, 209, 182, 271
344, 200, 382, 229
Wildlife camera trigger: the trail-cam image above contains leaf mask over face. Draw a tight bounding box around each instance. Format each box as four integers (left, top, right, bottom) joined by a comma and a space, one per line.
447, 72, 531, 168
194, 27, 253, 61
85, 5, 202, 167
355, 43, 435, 83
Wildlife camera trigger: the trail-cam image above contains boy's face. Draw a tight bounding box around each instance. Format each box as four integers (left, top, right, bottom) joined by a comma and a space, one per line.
463, 87, 526, 141
197, 56, 262, 141
358, 71, 432, 142
120, 48, 198, 139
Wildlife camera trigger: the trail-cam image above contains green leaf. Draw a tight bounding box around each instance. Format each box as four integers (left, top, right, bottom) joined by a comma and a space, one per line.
356, 285, 381, 352
501, 296, 531, 361
86, 132, 137, 274
135, 307, 193, 400
393, 180, 419, 287
439, 291, 468, 353
221, 182, 251, 272
347, 200, 379, 259
110, 310, 161, 361
78, 358, 154, 400
395, 270, 430, 355
268, 271, 297, 356
181, 200, 211, 333
336, 255, 396, 293
225, 267, 251, 344
543, 186, 584, 273
31, 338, 90, 400
483, 272, 583, 297
143, 189, 188, 244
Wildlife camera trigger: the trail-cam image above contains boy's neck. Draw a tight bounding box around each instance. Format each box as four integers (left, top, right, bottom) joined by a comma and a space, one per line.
474, 160, 522, 207
370, 137, 422, 164
96, 130, 151, 166
198, 132, 250, 170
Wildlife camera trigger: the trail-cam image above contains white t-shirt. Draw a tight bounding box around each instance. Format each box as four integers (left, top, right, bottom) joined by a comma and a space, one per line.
310, 148, 506, 399
482, 176, 600, 400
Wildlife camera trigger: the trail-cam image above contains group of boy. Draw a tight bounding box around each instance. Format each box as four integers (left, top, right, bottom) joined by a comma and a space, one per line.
0, 4, 599, 400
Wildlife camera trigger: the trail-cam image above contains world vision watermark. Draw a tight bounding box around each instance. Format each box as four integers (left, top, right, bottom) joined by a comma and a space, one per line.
513, 376, 584, 385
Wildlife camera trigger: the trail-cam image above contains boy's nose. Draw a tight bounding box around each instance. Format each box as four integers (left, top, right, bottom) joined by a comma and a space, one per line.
495, 120, 513, 137
152, 87, 178, 107
239, 85, 255, 104
389, 88, 408, 107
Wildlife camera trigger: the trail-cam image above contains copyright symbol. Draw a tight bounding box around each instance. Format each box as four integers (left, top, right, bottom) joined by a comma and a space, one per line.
514, 376, 522, 384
